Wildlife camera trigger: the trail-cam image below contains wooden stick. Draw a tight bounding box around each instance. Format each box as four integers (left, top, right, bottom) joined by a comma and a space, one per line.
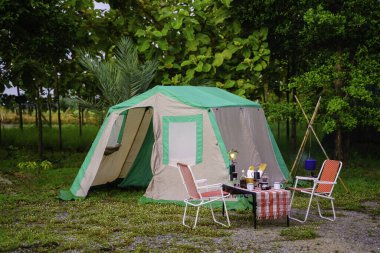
289, 97, 321, 177
294, 96, 350, 193
295, 96, 328, 159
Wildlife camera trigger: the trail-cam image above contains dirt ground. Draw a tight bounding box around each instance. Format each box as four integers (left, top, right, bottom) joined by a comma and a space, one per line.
228, 206, 380, 253
124, 205, 380, 252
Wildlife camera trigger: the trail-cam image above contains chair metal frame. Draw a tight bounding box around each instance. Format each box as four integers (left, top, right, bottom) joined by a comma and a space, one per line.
289, 160, 343, 223
177, 163, 230, 228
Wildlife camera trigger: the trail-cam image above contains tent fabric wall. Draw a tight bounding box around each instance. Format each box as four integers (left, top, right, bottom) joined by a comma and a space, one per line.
267, 125, 289, 179
213, 107, 286, 185
139, 94, 228, 201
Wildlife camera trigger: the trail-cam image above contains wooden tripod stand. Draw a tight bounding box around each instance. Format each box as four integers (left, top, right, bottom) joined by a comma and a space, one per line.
288, 96, 349, 193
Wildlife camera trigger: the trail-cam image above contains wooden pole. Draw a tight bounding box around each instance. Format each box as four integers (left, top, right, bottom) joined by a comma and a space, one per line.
289, 97, 321, 178
295, 96, 328, 159
294, 96, 350, 193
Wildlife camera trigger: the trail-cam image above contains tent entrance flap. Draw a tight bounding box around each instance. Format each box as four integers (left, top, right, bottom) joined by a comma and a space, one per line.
119, 120, 154, 188
119, 107, 153, 178
92, 108, 147, 186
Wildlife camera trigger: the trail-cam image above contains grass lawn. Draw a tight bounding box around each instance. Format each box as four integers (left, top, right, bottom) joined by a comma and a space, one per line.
1, 147, 379, 252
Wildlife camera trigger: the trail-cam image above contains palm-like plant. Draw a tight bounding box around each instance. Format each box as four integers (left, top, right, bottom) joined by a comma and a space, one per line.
79, 37, 158, 109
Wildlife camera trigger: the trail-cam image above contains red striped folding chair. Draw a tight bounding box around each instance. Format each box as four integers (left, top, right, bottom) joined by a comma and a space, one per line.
289, 160, 343, 223
177, 163, 230, 228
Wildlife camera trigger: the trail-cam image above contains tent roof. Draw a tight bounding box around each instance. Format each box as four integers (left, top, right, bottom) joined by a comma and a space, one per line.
110, 86, 260, 111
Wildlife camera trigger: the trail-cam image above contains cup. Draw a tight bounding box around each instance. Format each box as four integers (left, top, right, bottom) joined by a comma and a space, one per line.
247, 183, 254, 191
273, 182, 283, 190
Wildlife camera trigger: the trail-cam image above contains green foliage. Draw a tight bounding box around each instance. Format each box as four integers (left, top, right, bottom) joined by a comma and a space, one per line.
302, 5, 346, 44
79, 37, 158, 109
110, 0, 271, 98
290, 50, 380, 134
17, 160, 53, 174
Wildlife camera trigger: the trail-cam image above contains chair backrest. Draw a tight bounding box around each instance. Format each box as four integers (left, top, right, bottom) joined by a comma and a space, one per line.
177, 163, 201, 199
316, 160, 342, 194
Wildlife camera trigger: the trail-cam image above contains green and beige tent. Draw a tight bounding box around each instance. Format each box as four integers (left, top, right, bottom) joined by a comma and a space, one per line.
60, 86, 289, 203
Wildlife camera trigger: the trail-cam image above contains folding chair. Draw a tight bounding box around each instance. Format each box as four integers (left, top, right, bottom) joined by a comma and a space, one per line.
289, 160, 343, 223
177, 163, 230, 228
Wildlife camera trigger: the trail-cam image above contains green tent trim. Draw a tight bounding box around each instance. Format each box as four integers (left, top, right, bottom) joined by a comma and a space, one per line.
110, 86, 261, 113
207, 110, 230, 168
58, 190, 85, 201
119, 121, 154, 188
267, 123, 289, 179
69, 113, 112, 196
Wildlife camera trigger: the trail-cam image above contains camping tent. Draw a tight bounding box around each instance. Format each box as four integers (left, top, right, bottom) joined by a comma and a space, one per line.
60, 86, 289, 203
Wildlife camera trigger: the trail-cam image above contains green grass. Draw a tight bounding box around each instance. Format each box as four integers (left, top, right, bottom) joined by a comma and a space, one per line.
280, 225, 319, 240
0, 124, 98, 152
0, 122, 379, 251
0, 149, 235, 251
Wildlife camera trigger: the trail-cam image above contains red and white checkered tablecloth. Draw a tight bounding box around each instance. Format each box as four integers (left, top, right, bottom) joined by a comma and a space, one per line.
253, 189, 290, 220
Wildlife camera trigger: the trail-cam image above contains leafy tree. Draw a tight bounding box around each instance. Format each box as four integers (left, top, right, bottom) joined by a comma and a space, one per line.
0, 0, 94, 157
107, 0, 270, 98
290, 0, 380, 160
230, 0, 380, 159
79, 37, 158, 109
230, 0, 311, 144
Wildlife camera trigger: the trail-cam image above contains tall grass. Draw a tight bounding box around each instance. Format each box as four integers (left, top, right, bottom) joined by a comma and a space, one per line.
0, 124, 98, 152
0, 106, 100, 125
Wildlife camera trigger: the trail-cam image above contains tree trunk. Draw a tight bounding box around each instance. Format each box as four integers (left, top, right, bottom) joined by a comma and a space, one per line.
286, 90, 290, 142
56, 76, 63, 151
47, 87, 52, 128
17, 87, 23, 130
81, 108, 85, 126
0, 117, 2, 144
36, 87, 43, 159
335, 126, 343, 161
291, 88, 297, 149
35, 104, 38, 128
79, 104, 82, 137
334, 49, 344, 160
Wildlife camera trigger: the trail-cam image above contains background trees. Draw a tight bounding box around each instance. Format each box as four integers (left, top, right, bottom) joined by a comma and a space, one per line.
0, 0, 379, 160
230, 0, 380, 160
0, 0, 95, 157
290, 0, 380, 160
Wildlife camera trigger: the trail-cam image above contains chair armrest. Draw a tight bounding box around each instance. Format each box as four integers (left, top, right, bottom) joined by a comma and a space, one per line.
295, 176, 317, 181
198, 183, 222, 190
317, 181, 336, 185
195, 179, 208, 185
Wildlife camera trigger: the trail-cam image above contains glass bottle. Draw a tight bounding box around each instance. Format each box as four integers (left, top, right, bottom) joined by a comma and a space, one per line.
240, 170, 247, 188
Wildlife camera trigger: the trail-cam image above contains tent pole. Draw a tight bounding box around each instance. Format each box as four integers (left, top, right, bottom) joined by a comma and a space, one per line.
294, 96, 349, 193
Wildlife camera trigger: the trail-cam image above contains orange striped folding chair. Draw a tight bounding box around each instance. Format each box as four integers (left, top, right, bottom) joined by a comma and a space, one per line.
177, 163, 230, 228
289, 160, 343, 223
